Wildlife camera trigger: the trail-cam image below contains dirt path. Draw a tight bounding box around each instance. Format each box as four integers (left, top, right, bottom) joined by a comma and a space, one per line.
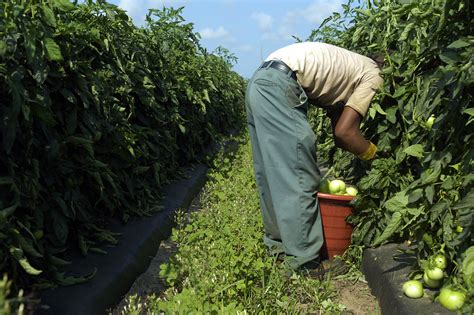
112, 194, 380, 315
111, 239, 176, 314
333, 279, 380, 314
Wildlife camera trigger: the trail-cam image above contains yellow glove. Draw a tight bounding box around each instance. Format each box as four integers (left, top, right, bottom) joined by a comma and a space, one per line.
358, 141, 377, 161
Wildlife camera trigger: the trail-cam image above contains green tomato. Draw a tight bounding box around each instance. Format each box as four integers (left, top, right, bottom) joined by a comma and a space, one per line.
329, 179, 346, 195
345, 186, 358, 196
319, 178, 331, 193
456, 226, 463, 233
423, 272, 441, 289
433, 254, 447, 270
402, 280, 424, 298
438, 288, 465, 311
426, 267, 444, 281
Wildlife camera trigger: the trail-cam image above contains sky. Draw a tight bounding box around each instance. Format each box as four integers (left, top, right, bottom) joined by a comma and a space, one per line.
108, 0, 347, 78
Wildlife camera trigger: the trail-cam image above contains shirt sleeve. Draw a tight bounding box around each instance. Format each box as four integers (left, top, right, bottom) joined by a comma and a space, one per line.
345, 73, 383, 117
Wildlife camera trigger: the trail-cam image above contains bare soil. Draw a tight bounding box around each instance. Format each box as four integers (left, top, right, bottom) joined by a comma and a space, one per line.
333, 279, 380, 315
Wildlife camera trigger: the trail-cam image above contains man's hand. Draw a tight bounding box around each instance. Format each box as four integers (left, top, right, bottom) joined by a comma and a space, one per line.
357, 141, 377, 161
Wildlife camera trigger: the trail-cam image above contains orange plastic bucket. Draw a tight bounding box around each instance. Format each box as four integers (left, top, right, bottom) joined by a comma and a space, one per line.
317, 192, 355, 260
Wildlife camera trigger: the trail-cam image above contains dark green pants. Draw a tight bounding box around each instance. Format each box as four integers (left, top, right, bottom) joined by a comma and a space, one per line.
245, 64, 324, 269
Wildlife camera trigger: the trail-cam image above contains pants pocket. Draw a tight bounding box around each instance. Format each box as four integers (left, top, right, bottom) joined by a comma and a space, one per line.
286, 79, 308, 109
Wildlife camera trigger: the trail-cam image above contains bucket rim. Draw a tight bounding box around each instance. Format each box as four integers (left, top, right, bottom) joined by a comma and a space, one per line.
317, 192, 355, 201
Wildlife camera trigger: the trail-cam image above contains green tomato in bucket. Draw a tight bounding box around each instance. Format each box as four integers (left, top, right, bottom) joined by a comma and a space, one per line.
319, 178, 331, 193
329, 179, 346, 195
345, 186, 358, 196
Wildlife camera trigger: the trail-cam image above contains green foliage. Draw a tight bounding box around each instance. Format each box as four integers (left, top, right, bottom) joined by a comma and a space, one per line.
0, 274, 25, 315
129, 137, 345, 314
0, 0, 245, 292
308, 0, 473, 306
462, 247, 474, 292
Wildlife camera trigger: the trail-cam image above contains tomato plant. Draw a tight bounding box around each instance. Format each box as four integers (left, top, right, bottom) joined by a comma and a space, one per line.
308, 0, 473, 311
0, 0, 245, 296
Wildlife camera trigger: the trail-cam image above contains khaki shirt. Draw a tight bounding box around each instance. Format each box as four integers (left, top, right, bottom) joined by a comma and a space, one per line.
266, 42, 383, 117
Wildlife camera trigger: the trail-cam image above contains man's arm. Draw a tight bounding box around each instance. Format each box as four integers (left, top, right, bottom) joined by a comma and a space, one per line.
328, 106, 371, 156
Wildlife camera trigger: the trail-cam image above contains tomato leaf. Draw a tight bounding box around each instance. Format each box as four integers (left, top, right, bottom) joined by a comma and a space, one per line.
54, 268, 97, 286
372, 212, 402, 246
442, 211, 454, 245
462, 247, 474, 290
429, 200, 449, 222
464, 108, 474, 125
384, 191, 409, 213
44, 38, 63, 61
421, 166, 441, 185
9, 247, 42, 275
41, 5, 56, 27
54, 0, 75, 10
385, 107, 398, 124
0, 199, 19, 222
447, 39, 470, 49
408, 189, 423, 203
439, 51, 463, 64
403, 144, 424, 158
464, 108, 474, 117
372, 103, 386, 116
452, 188, 474, 210
424, 185, 435, 204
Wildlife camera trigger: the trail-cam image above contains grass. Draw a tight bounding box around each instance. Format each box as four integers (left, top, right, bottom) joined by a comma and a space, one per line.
119, 134, 352, 314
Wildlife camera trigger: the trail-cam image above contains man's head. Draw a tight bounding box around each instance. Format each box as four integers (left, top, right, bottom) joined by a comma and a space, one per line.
370, 53, 385, 69
369, 49, 395, 69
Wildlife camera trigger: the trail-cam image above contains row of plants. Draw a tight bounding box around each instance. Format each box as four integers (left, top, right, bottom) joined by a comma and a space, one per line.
119, 137, 349, 314
308, 0, 472, 312
0, 0, 246, 301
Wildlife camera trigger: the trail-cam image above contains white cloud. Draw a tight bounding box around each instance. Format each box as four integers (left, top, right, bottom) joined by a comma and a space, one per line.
251, 12, 273, 32
301, 0, 344, 24
199, 26, 230, 40
257, 0, 345, 42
